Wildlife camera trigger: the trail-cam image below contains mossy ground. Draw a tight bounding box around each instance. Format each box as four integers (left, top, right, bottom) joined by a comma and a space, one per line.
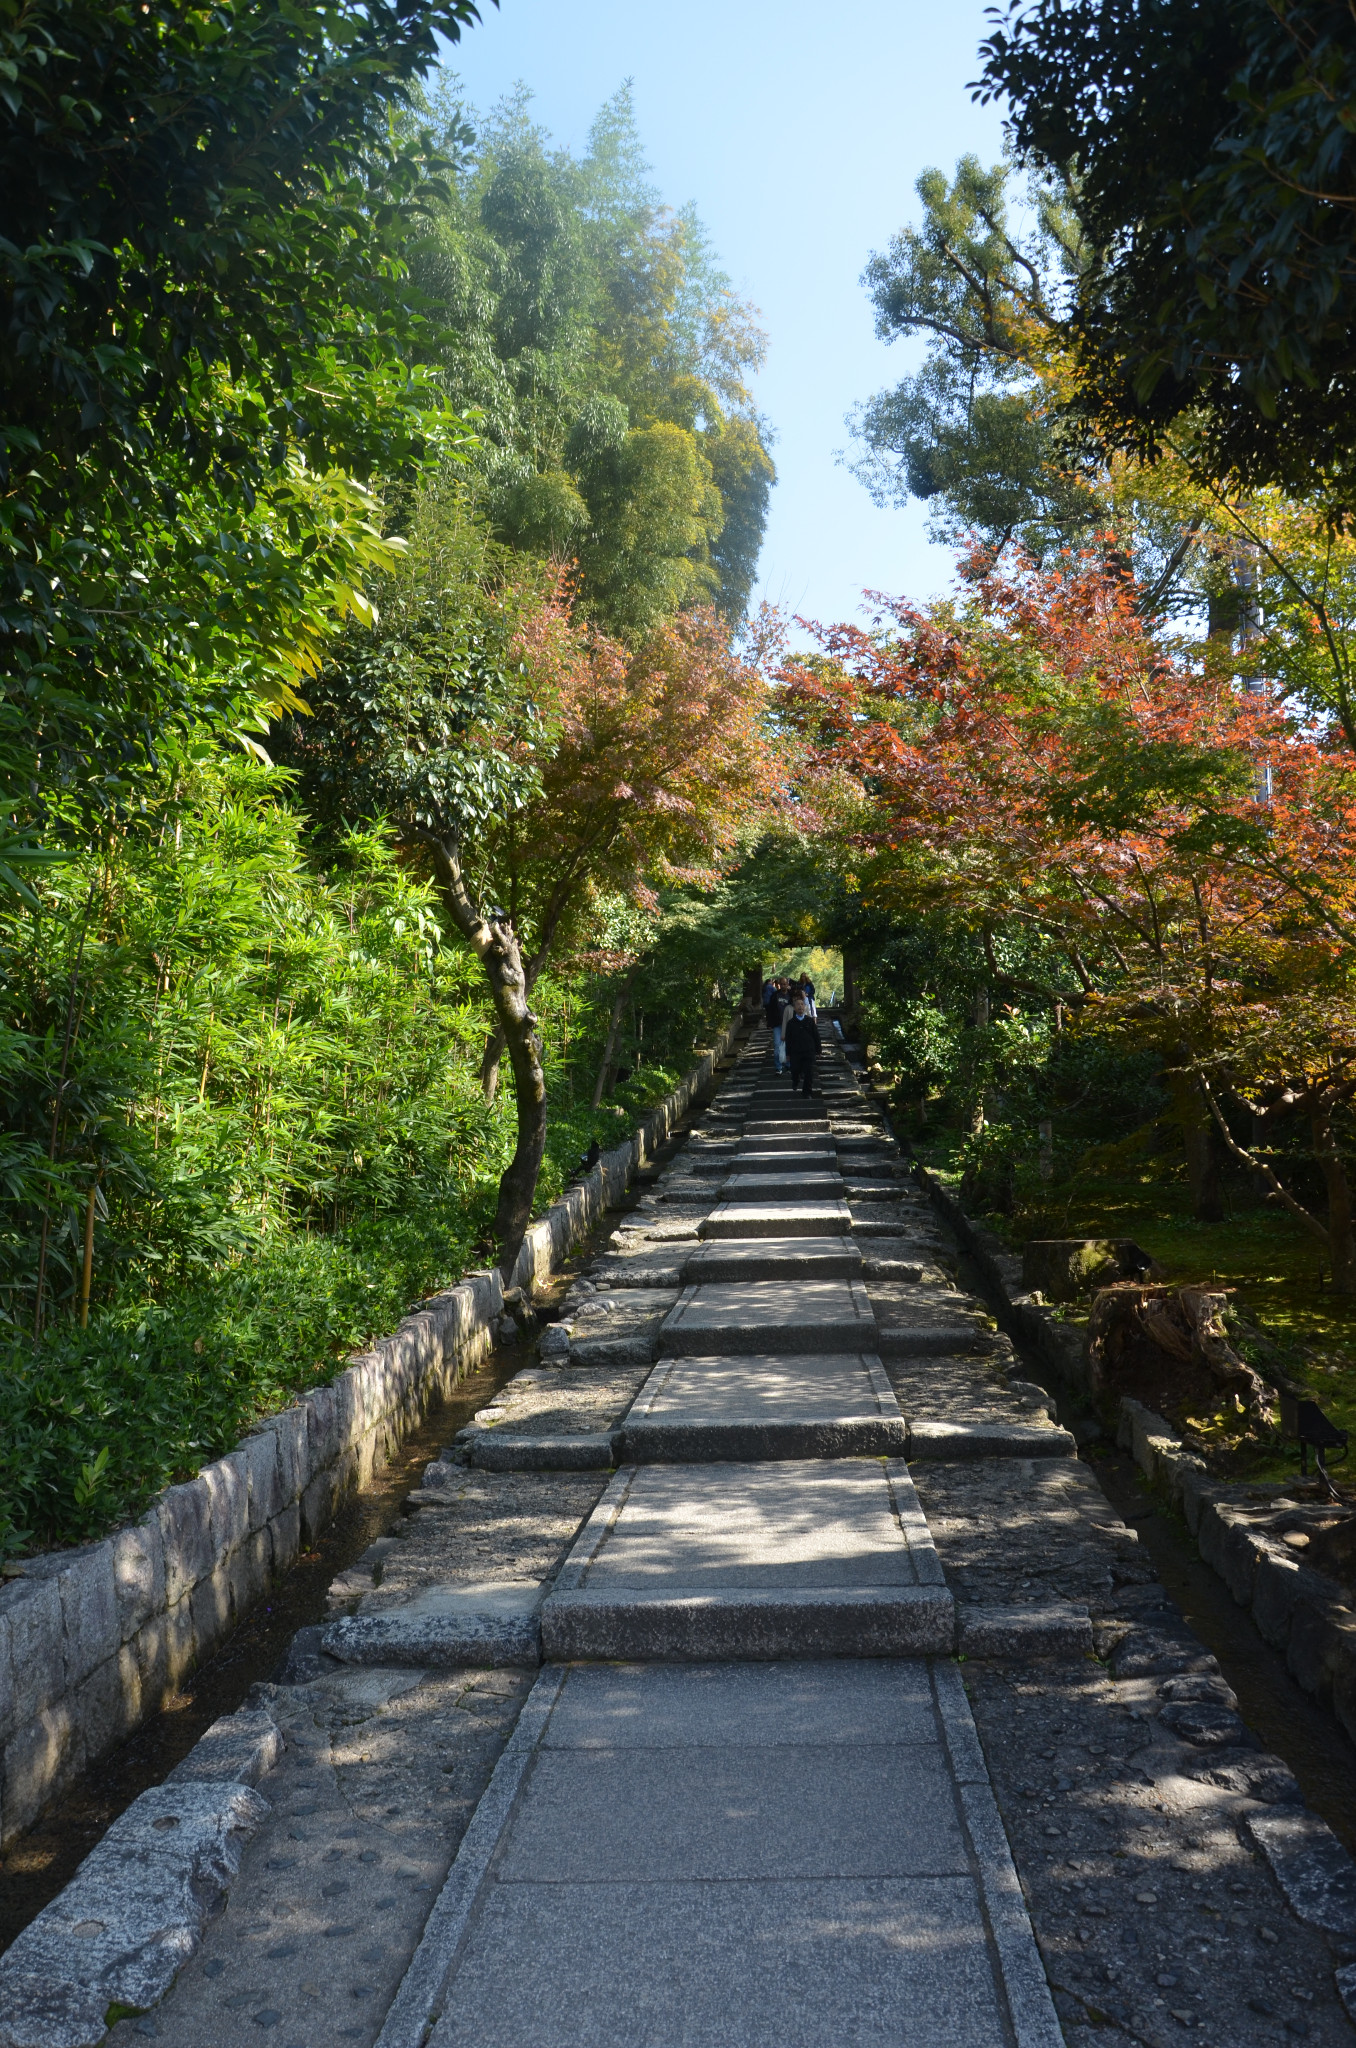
916, 1117, 1356, 1490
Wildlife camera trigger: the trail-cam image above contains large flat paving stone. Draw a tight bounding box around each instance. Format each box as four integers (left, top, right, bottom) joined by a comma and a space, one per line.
541, 1656, 938, 1748
421, 1662, 1030, 2048
617, 1350, 906, 1461
685, 1235, 862, 1281
732, 1129, 834, 1153
743, 1117, 829, 1136
658, 1276, 876, 1354
699, 1199, 852, 1238
538, 1460, 952, 1659
429, 1878, 1011, 2048
498, 1743, 964, 1882
731, 1146, 836, 1172
721, 1169, 847, 1198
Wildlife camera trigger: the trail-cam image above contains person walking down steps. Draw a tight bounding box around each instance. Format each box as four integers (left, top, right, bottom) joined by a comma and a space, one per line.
783, 988, 820, 1096
764, 974, 788, 1072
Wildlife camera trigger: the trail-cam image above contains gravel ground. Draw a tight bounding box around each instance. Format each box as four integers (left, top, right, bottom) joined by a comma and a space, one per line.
916, 1456, 1356, 2046
105, 1663, 531, 2048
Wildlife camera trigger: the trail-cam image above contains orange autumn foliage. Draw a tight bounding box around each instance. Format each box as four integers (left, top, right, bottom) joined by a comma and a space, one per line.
780, 546, 1356, 1282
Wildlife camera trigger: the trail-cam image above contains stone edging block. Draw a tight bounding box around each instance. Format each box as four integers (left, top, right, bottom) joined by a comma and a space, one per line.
1116, 1395, 1356, 1747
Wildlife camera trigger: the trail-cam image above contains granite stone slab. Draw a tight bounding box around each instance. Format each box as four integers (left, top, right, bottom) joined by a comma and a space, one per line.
539, 1657, 938, 1749
721, 1169, 845, 1198
0, 1783, 268, 2048
469, 1432, 616, 1471
323, 1581, 544, 1668
658, 1276, 876, 1354
698, 1200, 852, 1239
538, 1583, 955, 1660
731, 1130, 834, 1153
426, 1878, 1011, 2048
906, 1419, 1077, 1460
498, 1741, 965, 1881
617, 1351, 906, 1462
551, 1458, 936, 1596
684, 1235, 863, 1281
730, 1147, 836, 1173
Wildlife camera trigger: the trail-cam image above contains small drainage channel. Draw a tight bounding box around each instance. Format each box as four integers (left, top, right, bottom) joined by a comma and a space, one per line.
1089, 1441, 1356, 1852
951, 1244, 1356, 1857
0, 1156, 687, 1957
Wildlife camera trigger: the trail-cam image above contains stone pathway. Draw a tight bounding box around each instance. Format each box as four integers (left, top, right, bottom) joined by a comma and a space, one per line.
10, 1024, 1356, 2047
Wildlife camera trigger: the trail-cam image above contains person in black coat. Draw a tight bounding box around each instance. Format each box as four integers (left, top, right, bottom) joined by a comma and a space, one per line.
783, 991, 820, 1096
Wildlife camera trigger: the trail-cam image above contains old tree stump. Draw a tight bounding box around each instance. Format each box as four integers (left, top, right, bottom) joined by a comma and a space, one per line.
1086, 1282, 1277, 1429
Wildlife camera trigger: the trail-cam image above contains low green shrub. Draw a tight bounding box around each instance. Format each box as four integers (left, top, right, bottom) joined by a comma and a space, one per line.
0, 1208, 483, 1558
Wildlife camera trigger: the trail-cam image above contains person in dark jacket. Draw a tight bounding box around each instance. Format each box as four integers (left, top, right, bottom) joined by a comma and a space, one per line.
783, 990, 820, 1096
764, 975, 788, 1070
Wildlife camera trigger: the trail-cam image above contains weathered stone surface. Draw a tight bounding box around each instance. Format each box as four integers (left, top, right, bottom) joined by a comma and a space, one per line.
167, 1706, 282, 1788
618, 1351, 906, 1464
540, 1584, 955, 1660
907, 1420, 1076, 1460
955, 1603, 1092, 1659
1249, 1809, 1356, 1937
469, 1432, 616, 1471
659, 1277, 877, 1355
0, 1782, 267, 2048
720, 1171, 847, 1201
684, 1236, 863, 1282
699, 1200, 852, 1239
324, 1581, 544, 1668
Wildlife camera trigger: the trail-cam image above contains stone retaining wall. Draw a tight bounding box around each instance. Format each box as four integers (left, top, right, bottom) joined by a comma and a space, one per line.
1116, 1395, 1356, 1750
906, 1145, 1356, 1755
909, 1156, 1090, 1392
0, 1015, 745, 1847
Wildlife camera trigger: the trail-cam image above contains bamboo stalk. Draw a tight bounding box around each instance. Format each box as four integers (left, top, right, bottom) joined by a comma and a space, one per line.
80, 1178, 97, 1328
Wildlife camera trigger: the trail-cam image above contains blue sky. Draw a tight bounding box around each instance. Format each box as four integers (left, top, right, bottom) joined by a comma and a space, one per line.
441, 0, 1007, 630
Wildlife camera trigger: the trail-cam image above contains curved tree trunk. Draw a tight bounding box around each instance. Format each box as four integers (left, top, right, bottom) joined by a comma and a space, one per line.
591, 968, 637, 1111
425, 837, 546, 1281
1313, 1099, 1356, 1293
479, 1027, 507, 1103
1166, 1054, 1224, 1222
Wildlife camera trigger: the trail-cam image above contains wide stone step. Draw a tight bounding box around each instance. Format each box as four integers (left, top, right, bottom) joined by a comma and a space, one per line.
721, 1171, 847, 1200
541, 1584, 953, 1660
731, 1147, 836, 1171
538, 1459, 953, 1660
685, 1236, 863, 1281
617, 1351, 906, 1463
699, 1200, 852, 1239
731, 1131, 834, 1154
744, 1118, 829, 1137
658, 1277, 877, 1355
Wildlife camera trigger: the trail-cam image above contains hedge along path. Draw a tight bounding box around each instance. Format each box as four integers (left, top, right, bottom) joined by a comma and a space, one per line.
0, 1016, 745, 1862
6, 1024, 1356, 2047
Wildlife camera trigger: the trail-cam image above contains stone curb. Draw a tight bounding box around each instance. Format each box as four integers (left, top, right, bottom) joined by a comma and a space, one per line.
1115, 1395, 1356, 1751
374, 1663, 570, 2048
0, 1016, 746, 1847
909, 1158, 1356, 1753
910, 1162, 1090, 1392
0, 1707, 279, 2048
956, 1602, 1094, 1659
931, 1661, 1065, 2048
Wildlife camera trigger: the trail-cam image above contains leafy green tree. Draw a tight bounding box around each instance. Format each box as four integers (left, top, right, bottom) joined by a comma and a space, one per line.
1, 0, 483, 848
979, 0, 1356, 509
407, 86, 775, 635
849, 156, 1099, 560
